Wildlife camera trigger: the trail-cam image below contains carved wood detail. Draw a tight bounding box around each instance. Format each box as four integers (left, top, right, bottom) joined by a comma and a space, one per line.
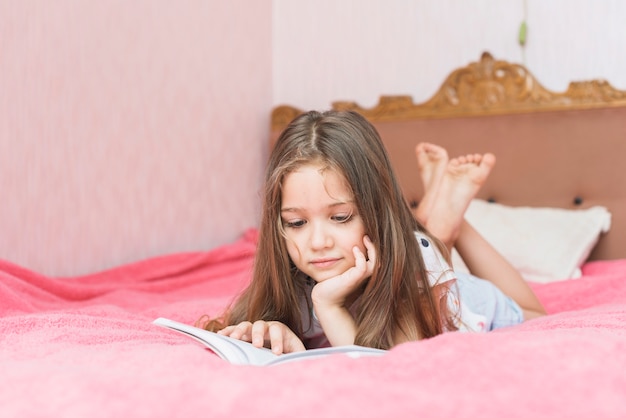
271, 51, 626, 132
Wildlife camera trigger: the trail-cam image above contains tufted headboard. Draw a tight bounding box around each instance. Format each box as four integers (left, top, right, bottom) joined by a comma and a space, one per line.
270, 52, 626, 261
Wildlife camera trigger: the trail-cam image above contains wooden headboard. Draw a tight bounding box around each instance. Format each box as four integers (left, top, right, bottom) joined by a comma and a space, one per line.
270, 52, 626, 261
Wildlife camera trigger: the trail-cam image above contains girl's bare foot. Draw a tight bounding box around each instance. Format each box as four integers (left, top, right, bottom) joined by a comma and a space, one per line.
414, 143, 448, 223
425, 152, 496, 249
447, 153, 496, 189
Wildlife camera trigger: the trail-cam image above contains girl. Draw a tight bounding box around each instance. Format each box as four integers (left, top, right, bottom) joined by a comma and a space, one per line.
200, 110, 545, 354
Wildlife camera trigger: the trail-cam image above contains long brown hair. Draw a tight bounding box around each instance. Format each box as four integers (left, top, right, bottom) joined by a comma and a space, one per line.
202, 110, 453, 349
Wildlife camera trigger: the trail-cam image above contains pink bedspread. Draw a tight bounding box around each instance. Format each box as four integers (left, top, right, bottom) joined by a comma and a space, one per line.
2, 229, 626, 417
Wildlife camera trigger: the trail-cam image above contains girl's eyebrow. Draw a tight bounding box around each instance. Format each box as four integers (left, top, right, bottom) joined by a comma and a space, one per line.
281, 201, 354, 213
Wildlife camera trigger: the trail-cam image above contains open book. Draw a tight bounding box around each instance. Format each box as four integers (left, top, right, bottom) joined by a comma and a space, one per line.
153, 317, 386, 366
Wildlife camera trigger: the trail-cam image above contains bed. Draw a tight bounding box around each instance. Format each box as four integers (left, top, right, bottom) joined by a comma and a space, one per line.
2, 52, 626, 417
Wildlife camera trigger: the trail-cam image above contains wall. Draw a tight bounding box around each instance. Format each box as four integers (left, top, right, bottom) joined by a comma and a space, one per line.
0, 1, 272, 276
273, 0, 626, 110
3, 1, 624, 276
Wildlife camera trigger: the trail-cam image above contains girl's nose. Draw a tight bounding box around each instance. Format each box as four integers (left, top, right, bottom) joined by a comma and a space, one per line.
310, 224, 332, 249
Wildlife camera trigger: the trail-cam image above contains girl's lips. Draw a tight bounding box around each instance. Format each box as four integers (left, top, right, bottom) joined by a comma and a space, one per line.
310, 258, 341, 269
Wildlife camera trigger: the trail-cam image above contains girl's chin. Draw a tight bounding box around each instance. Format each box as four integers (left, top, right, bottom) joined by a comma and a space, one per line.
306, 270, 346, 283
299, 262, 353, 283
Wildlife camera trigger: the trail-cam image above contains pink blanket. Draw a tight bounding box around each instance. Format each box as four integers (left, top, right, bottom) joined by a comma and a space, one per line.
2, 229, 625, 417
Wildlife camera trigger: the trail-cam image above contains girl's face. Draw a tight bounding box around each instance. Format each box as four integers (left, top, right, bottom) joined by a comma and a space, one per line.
280, 163, 367, 283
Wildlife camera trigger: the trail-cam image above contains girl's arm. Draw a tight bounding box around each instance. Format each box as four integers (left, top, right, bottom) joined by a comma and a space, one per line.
310, 237, 376, 346
310, 298, 358, 346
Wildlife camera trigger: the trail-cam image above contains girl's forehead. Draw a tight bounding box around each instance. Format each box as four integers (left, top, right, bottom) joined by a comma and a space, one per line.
284, 162, 346, 184
285, 161, 324, 177
281, 163, 353, 201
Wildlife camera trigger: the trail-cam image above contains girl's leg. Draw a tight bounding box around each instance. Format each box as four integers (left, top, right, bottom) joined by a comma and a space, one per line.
413, 143, 448, 225
424, 153, 546, 319
424, 153, 495, 252
455, 220, 546, 319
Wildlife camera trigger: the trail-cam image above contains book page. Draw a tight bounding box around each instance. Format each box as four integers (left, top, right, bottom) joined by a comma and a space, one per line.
265, 344, 386, 366
154, 317, 386, 366
153, 317, 277, 365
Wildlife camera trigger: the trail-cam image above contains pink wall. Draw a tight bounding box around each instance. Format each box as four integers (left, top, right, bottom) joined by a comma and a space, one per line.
0, 1, 272, 276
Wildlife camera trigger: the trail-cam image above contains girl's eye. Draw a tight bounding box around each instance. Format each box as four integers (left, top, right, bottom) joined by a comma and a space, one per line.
283, 219, 306, 228
332, 214, 352, 223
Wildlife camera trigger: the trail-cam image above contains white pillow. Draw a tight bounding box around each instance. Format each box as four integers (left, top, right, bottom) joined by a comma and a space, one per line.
450, 199, 611, 283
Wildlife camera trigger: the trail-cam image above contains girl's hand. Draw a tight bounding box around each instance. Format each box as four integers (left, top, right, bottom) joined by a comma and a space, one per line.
311, 235, 377, 308
218, 320, 306, 354
309, 236, 376, 346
